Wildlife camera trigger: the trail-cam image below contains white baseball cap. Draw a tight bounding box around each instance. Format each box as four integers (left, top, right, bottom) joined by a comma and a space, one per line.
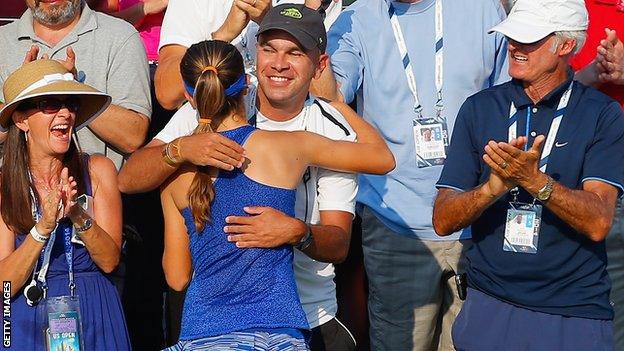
489, 0, 588, 44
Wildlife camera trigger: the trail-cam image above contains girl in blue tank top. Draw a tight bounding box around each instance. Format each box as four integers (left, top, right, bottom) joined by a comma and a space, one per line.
160, 40, 395, 351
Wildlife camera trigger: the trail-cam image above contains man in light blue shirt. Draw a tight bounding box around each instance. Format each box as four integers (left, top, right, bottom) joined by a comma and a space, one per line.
311, 0, 509, 349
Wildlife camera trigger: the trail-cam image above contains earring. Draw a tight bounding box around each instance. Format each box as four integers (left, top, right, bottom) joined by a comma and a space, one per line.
24, 132, 28, 143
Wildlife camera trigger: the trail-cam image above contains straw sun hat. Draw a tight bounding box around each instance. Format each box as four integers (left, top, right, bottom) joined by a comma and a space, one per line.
0, 59, 111, 132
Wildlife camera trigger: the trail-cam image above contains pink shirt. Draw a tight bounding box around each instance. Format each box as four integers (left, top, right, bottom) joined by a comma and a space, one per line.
118, 0, 163, 61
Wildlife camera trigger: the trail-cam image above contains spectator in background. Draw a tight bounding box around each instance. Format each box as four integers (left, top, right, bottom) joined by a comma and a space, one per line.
434, 0, 623, 349
0, 0, 151, 168
572, 1, 624, 349
310, 0, 509, 349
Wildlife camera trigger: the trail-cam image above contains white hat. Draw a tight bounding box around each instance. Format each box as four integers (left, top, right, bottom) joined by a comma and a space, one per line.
489, 0, 588, 44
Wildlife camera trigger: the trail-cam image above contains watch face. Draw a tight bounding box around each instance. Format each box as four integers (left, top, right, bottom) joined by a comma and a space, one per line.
76, 218, 93, 232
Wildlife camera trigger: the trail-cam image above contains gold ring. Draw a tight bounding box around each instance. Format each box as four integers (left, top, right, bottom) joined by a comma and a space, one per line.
500, 161, 508, 169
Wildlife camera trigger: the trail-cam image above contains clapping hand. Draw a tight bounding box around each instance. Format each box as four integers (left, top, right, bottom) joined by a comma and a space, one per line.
23, 46, 78, 78
596, 28, 624, 85
483, 136, 545, 191
481, 137, 531, 197
235, 0, 271, 24
60, 167, 78, 218
36, 168, 77, 236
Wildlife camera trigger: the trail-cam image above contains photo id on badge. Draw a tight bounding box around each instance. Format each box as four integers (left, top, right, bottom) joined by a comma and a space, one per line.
503, 202, 542, 254
45, 295, 84, 351
413, 117, 449, 168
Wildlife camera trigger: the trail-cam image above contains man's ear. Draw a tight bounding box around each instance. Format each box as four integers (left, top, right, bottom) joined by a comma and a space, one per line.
314, 53, 329, 79
558, 38, 576, 57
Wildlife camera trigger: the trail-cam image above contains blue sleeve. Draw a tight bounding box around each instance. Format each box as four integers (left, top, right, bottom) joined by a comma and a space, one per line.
436, 99, 482, 191
327, 10, 364, 104
581, 101, 624, 194
487, 0, 510, 86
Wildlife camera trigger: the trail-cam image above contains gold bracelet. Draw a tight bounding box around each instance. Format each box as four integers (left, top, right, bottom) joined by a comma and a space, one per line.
162, 143, 179, 167
170, 138, 182, 161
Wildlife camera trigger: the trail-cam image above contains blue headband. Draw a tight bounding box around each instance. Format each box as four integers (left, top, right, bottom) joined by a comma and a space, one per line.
184, 74, 248, 98
224, 74, 248, 97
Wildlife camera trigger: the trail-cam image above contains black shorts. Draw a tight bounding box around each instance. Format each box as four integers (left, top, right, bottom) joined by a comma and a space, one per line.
309, 317, 357, 351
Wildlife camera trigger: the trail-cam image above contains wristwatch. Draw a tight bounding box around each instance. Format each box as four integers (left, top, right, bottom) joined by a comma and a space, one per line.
74, 217, 93, 233
537, 176, 555, 202
295, 224, 313, 251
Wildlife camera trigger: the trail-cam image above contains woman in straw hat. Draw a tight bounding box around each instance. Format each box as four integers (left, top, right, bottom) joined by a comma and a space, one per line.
0, 60, 131, 350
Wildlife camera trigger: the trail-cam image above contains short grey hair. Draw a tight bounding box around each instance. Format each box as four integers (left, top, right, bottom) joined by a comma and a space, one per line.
553, 30, 587, 55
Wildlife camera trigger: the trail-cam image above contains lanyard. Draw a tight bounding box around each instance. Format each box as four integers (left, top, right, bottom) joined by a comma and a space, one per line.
388, 0, 443, 117
29, 185, 76, 297
239, 28, 255, 73
507, 81, 573, 173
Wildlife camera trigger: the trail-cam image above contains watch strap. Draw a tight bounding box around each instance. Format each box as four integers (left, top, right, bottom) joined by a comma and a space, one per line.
537, 176, 555, 201
295, 224, 313, 251
74, 218, 93, 233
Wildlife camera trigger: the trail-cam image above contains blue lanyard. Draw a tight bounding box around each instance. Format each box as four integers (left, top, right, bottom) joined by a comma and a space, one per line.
507, 81, 573, 172
31, 193, 75, 297
388, 0, 444, 117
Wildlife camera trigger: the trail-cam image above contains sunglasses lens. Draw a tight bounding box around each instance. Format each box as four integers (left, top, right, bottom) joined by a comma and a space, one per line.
17, 101, 36, 111
37, 97, 80, 114
66, 97, 81, 112
39, 99, 63, 114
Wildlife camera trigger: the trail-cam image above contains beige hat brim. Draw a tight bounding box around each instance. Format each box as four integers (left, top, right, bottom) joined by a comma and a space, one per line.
0, 80, 111, 132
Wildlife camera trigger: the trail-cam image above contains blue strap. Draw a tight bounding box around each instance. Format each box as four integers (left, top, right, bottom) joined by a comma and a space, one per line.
82, 154, 92, 197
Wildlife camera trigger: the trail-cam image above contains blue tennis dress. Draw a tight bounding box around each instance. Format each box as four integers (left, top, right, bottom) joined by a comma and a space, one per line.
11, 220, 131, 351
176, 126, 309, 348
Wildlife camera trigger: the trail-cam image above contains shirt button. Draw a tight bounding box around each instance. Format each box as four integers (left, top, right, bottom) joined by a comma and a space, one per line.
530, 131, 537, 137
532, 107, 538, 113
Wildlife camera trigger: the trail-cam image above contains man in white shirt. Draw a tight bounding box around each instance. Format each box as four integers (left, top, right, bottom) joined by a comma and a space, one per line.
119, 3, 360, 350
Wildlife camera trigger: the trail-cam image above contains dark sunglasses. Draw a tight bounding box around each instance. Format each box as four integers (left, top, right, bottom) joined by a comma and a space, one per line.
17, 96, 81, 114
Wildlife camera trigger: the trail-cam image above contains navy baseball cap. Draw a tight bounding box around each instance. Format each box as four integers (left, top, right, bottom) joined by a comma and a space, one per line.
257, 4, 327, 53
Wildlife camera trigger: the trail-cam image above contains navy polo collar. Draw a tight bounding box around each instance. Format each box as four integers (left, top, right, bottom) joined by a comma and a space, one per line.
509, 68, 575, 109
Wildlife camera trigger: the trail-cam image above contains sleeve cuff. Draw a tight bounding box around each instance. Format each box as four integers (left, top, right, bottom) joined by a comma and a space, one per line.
335, 75, 355, 104
158, 36, 195, 51
115, 102, 152, 119
318, 201, 356, 216
435, 183, 466, 192
582, 177, 624, 196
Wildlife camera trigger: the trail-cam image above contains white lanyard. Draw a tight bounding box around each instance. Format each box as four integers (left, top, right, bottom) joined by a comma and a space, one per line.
388, 0, 443, 117
507, 81, 573, 173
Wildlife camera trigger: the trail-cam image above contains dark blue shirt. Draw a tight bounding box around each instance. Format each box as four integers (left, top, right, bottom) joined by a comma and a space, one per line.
437, 72, 624, 320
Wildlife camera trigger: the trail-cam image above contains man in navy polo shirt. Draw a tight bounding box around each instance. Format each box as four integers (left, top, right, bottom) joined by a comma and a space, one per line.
433, 0, 624, 349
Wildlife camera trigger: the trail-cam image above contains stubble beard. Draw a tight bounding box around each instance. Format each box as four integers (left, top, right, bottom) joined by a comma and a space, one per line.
31, 0, 82, 27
